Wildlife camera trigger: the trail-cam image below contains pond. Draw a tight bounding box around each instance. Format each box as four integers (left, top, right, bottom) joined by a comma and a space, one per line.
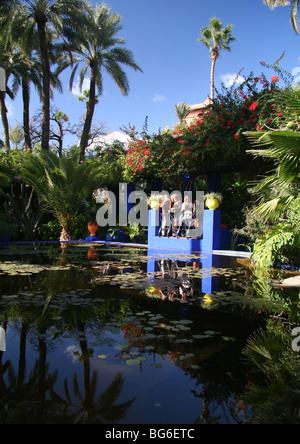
0, 243, 299, 424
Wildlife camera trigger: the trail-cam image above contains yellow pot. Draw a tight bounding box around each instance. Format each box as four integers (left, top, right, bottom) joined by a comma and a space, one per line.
205, 198, 220, 210
150, 200, 160, 210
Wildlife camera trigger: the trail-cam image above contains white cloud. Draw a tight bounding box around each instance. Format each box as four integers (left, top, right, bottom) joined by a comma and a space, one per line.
220, 73, 245, 88
153, 94, 167, 103
72, 77, 91, 96
6, 101, 14, 118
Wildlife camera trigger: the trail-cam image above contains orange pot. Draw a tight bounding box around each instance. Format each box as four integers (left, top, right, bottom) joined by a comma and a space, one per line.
88, 222, 99, 237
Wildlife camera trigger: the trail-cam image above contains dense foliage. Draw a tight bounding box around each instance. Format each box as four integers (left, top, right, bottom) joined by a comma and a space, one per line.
245, 86, 300, 267
124, 71, 289, 184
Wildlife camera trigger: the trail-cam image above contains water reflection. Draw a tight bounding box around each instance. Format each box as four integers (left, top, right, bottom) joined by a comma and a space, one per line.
0, 243, 297, 424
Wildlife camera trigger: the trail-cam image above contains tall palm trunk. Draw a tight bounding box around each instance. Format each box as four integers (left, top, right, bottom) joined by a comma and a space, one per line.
210, 48, 219, 101
0, 91, 10, 151
22, 78, 32, 150
80, 62, 97, 158
37, 19, 51, 151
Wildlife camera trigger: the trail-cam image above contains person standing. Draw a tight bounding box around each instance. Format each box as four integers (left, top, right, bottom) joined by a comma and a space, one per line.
160, 193, 171, 236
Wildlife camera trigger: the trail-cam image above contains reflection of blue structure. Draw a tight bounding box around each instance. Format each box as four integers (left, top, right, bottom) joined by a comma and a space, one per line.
147, 249, 220, 294
148, 208, 222, 252
147, 208, 236, 294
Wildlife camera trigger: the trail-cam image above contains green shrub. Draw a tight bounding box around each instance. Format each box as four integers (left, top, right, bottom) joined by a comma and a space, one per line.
0, 220, 18, 239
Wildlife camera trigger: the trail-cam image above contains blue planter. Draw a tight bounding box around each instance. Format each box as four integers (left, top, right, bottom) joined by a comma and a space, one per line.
0, 237, 10, 243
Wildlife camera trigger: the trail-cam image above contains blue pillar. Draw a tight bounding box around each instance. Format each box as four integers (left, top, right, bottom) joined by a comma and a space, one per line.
127, 183, 136, 215
202, 209, 221, 251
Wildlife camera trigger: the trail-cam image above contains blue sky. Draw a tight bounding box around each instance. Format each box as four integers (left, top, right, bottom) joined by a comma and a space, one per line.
3, 0, 300, 147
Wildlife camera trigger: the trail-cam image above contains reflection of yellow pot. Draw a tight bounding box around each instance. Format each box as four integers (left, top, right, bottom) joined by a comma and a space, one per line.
146, 286, 160, 299
203, 294, 214, 305
206, 198, 220, 210
148, 286, 157, 294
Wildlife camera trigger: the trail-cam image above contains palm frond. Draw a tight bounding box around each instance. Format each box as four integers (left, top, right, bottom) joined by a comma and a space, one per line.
290, 0, 300, 33
20, 151, 102, 232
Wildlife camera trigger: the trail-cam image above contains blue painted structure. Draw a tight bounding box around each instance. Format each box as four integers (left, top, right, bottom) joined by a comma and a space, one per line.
148, 208, 222, 252
146, 248, 221, 294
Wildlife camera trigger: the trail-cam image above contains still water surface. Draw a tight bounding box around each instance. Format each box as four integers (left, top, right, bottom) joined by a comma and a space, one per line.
0, 243, 295, 424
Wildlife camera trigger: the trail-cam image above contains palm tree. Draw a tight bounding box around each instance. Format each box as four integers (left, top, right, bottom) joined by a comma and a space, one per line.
0, 42, 30, 151
197, 17, 235, 101
0, 31, 15, 150
263, 0, 300, 34
245, 88, 300, 221
10, 19, 44, 151
0, 0, 88, 152
247, 130, 300, 221
65, 2, 142, 158
20, 150, 102, 241
175, 102, 191, 123
244, 87, 300, 266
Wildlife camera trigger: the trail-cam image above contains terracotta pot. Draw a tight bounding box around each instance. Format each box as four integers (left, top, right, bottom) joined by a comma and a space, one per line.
87, 247, 98, 261
88, 222, 99, 237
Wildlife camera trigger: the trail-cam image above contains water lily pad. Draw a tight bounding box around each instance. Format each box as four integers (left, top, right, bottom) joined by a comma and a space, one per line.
151, 363, 162, 369
126, 359, 141, 366
221, 336, 236, 342
192, 334, 209, 340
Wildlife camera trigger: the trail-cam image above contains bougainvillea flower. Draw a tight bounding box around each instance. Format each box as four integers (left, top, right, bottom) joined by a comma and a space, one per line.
249, 102, 258, 111
271, 76, 279, 83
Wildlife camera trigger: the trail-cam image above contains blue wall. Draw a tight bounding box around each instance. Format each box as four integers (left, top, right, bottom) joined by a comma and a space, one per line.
148, 209, 222, 253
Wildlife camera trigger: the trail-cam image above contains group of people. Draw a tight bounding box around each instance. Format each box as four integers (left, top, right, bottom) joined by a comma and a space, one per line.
159, 193, 202, 238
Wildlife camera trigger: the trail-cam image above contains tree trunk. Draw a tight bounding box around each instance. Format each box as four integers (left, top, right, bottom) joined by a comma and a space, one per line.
80, 63, 97, 158
60, 227, 74, 242
0, 91, 10, 151
37, 19, 51, 151
210, 48, 219, 101
22, 78, 32, 150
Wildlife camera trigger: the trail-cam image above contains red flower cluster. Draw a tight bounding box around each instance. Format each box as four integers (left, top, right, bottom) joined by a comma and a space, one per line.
124, 74, 284, 178
249, 102, 258, 111
126, 140, 152, 173
123, 323, 142, 338
123, 322, 144, 347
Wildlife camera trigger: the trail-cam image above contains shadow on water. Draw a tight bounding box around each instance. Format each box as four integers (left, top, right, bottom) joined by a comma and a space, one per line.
0, 243, 298, 424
